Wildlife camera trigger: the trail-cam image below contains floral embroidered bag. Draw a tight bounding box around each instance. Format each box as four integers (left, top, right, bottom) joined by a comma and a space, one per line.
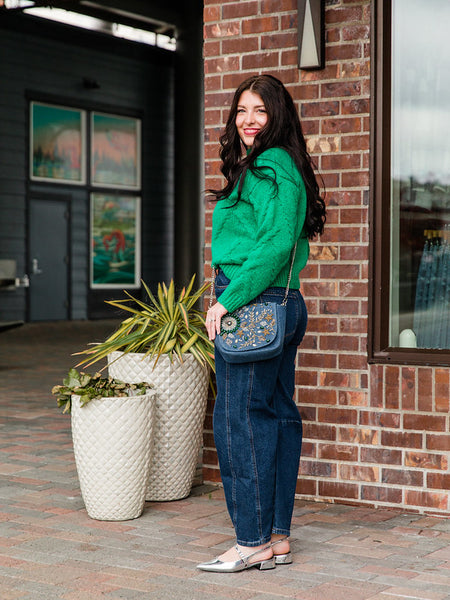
211, 243, 297, 364
215, 301, 287, 363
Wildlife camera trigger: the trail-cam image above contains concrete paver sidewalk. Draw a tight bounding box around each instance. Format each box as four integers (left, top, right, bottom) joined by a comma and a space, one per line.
1, 321, 450, 600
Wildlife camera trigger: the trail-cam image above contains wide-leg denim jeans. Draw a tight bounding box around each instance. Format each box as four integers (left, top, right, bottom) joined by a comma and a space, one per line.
213, 269, 307, 547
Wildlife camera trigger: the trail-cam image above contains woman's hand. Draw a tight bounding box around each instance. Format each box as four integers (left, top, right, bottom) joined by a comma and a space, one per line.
205, 302, 227, 341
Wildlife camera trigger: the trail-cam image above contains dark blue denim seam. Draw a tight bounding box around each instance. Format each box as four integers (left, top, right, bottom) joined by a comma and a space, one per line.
243, 362, 264, 546
285, 293, 301, 337
225, 361, 238, 529
272, 526, 291, 535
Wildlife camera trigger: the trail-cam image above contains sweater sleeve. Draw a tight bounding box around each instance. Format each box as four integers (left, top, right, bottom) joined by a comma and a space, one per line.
217, 148, 307, 313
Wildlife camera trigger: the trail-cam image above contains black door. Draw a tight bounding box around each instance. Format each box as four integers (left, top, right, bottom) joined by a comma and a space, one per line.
29, 196, 69, 321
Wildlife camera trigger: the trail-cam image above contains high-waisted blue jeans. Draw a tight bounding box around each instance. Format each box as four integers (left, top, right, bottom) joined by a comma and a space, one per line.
213, 269, 307, 547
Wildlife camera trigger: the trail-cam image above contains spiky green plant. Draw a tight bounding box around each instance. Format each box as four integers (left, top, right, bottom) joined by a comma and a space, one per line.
75, 275, 215, 374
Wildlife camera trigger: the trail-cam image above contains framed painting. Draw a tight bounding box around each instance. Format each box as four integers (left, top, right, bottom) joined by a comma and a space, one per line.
91, 112, 141, 188
90, 193, 141, 289
30, 102, 86, 184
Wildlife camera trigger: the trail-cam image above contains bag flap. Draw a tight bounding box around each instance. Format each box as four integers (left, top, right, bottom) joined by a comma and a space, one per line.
218, 302, 283, 352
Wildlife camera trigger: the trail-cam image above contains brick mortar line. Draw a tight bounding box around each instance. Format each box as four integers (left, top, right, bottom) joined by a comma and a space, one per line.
299, 470, 447, 481
296, 492, 450, 512
203, 85, 371, 95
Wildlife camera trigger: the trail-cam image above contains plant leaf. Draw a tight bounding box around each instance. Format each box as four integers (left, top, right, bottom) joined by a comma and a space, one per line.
180, 332, 198, 353
184, 274, 196, 298
157, 283, 170, 320
177, 301, 189, 330
167, 280, 175, 319
162, 338, 177, 353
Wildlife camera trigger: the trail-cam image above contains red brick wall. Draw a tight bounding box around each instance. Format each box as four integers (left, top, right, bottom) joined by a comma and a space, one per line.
202, 0, 450, 515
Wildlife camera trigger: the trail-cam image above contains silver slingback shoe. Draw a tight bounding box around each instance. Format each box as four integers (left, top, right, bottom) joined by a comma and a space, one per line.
271, 537, 293, 565
196, 544, 276, 573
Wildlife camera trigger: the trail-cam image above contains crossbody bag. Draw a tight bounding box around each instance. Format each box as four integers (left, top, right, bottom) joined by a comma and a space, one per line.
209, 244, 297, 363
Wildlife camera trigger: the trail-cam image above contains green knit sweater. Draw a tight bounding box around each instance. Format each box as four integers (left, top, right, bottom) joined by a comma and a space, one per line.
211, 147, 309, 313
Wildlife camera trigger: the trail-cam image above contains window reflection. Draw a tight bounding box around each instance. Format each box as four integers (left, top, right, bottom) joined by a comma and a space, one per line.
390, 0, 450, 349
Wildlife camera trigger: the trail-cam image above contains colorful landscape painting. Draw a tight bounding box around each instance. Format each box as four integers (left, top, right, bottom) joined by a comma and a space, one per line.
90, 194, 140, 288
31, 102, 85, 183
91, 113, 140, 188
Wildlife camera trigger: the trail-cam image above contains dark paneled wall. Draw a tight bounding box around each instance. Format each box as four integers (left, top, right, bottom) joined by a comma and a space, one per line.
0, 14, 174, 321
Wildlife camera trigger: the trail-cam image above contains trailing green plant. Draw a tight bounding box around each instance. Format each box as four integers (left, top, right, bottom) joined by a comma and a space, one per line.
75, 275, 215, 374
52, 368, 153, 414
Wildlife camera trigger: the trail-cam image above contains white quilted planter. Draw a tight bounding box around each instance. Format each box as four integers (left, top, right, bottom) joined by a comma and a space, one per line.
71, 391, 156, 520
108, 351, 209, 501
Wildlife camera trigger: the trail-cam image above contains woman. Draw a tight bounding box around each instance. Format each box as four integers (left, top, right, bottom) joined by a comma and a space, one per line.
198, 74, 326, 573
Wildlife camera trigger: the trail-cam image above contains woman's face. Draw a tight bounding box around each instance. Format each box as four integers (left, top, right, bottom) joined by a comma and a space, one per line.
235, 90, 268, 147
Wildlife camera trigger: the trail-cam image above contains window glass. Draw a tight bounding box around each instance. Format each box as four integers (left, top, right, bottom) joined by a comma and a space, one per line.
390, 0, 450, 349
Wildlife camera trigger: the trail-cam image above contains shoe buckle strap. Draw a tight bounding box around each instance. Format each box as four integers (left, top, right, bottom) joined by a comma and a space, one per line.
234, 544, 271, 566
234, 545, 249, 566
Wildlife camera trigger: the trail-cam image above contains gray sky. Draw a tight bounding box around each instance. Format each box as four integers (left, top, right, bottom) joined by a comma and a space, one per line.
391, 0, 450, 184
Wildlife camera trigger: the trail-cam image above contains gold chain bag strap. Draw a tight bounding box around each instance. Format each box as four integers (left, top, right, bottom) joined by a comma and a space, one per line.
210, 243, 297, 363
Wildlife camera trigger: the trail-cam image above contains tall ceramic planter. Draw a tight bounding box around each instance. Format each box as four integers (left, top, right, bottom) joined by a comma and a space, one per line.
71, 391, 156, 520
108, 351, 209, 501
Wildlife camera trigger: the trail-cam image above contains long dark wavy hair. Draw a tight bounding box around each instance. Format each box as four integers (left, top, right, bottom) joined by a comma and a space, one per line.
209, 74, 326, 239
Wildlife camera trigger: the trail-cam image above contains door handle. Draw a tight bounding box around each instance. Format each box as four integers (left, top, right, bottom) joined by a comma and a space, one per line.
32, 258, 43, 275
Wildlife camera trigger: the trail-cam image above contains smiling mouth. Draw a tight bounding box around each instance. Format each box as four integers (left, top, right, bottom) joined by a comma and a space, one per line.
244, 129, 259, 135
